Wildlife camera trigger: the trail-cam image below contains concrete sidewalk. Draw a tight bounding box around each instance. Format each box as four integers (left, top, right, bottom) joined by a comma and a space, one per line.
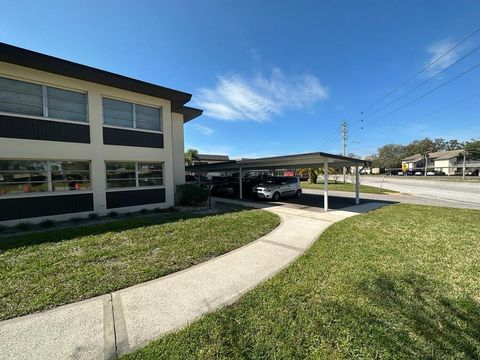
0, 200, 383, 360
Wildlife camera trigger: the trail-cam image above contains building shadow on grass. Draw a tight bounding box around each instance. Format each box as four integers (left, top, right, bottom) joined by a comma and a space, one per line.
0, 206, 248, 251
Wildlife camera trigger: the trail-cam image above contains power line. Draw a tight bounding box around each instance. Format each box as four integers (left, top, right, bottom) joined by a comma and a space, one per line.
351, 60, 480, 133
319, 126, 342, 150
354, 44, 480, 124
346, 26, 480, 122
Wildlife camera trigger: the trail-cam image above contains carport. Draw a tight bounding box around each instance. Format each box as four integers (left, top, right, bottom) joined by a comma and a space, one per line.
186, 152, 367, 212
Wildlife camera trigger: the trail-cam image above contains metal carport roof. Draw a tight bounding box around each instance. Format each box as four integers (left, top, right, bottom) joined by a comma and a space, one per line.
186, 151, 367, 172
186, 151, 368, 212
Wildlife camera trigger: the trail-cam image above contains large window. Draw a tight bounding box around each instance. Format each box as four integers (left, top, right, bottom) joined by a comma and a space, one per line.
103, 98, 162, 131
0, 76, 88, 122
0, 160, 91, 196
106, 162, 163, 189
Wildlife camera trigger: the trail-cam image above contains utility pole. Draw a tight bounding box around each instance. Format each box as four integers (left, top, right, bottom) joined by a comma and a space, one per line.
341, 121, 348, 183
462, 150, 468, 181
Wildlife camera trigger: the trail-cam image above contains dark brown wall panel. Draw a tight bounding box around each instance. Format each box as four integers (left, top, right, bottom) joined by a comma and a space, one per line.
0, 114, 90, 143
103, 127, 164, 148
0, 193, 94, 221
106, 188, 166, 209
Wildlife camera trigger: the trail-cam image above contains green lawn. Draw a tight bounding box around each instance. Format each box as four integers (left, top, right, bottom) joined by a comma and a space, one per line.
124, 204, 480, 360
302, 180, 396, 194
0, 209, 279, 320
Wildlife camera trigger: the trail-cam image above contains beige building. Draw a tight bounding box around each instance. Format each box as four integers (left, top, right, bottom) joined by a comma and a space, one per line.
0, 43, 201, 225
402, 150, 464, 175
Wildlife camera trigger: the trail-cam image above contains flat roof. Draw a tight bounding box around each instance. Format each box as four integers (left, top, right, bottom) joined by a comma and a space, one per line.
0, 42, 202, 122
186, 151, 367, 172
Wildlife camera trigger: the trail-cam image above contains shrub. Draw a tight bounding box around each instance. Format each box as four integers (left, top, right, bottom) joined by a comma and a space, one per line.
88, 213, 98, 219
176, 184, 208, 206
40, 219, 55, 227
70, 217, 82, 223
16, 222, 31, 231
0, 224, 7, 233
125, 212, 132, 217
108, 211, 118, 218
140, 209, 149, 215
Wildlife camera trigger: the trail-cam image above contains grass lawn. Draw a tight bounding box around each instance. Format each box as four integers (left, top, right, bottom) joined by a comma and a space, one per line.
124, 204, 480, 360
0, 208, 279, 320
301, 180, 397, 194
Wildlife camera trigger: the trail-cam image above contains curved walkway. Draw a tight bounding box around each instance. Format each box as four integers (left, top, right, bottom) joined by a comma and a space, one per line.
0, 200, 381, 360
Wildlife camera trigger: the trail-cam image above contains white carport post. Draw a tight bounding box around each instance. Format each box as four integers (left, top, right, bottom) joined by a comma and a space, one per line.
323, 159, 328, 212
239, 167, 243, 200
355, 165, 360, 205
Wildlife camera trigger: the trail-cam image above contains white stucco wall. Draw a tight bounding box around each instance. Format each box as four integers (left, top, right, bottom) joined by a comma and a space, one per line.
171, 112, 186, 189
0, 61, 183, 224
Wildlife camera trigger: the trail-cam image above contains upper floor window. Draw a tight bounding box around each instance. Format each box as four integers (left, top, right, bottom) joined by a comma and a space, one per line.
103, 97, 162, 132
0, 76, 88, 122
0, 160, 91, 196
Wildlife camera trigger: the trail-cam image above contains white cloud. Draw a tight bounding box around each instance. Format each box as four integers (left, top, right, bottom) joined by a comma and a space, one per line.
426, 39, 460, 75
195, 67, 328, 122
193, 124, 214, 136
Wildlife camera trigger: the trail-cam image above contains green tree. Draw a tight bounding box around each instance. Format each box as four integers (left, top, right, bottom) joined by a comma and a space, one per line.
404, 138, 435, 156
375, 144, 407, 168
445, 139, 464, 150
184, 149, 199, 166
432, 138, 447, 152
465, 139, 480, 160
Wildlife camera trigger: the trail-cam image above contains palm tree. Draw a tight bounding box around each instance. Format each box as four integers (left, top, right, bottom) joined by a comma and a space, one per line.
296, 167, 338, 184
296, 168, 320, 184
184, 149, 199, 166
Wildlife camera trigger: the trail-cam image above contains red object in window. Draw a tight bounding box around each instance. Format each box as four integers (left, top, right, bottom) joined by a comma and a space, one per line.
283, 171, 294, 177
23, 184, 31, 193
75, 183, 81, 190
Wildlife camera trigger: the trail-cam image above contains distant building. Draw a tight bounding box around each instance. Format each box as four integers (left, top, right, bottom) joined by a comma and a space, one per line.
190, 154, 230, 177
192, 154, 229, 165
402, 150, 464, 175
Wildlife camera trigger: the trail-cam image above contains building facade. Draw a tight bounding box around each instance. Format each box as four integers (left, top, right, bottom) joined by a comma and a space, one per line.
0, 43, 201, 225
402, 150, 464, 175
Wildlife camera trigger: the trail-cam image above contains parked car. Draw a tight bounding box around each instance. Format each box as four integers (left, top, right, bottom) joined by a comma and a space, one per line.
414, 171, 423, 176
397, 171, 403, 176
185, 174, 200, 182
466, 169, 479, 176
426, 171, 435, 176
252, 176, 302, 201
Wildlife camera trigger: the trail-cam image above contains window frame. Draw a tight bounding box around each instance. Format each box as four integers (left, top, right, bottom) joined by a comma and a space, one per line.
0, 74, 89, 125
105, 161, 164, 191
101, 96, 163, 134
0, 159, 92, 199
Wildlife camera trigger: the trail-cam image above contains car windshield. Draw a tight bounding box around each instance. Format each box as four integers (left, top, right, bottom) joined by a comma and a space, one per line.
259, 178, 284, 186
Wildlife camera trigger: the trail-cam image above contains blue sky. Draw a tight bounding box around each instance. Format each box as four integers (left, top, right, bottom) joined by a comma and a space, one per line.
2, 0, 480, 158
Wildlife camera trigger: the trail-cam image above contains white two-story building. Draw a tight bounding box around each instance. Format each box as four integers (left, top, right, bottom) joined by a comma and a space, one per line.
0, 43, 202, 225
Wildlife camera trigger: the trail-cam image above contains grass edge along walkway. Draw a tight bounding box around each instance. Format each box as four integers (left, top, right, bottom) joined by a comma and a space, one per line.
123, 204, 480, 360
0, 208, 280, 320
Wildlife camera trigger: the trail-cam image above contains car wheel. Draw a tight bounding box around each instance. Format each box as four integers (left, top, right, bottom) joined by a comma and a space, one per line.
272, 192, 280, 201
296, 189, 302, 199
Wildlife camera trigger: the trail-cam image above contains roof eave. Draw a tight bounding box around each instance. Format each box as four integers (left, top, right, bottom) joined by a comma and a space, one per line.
0, 42, 192, 109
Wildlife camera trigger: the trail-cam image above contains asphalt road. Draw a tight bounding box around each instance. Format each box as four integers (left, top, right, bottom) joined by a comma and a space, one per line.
359, 176, 480, 208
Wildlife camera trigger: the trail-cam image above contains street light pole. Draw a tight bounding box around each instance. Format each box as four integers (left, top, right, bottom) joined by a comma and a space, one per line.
341, 121, 348, 183
424, 153, 429, 177
462, 150, 468, 181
